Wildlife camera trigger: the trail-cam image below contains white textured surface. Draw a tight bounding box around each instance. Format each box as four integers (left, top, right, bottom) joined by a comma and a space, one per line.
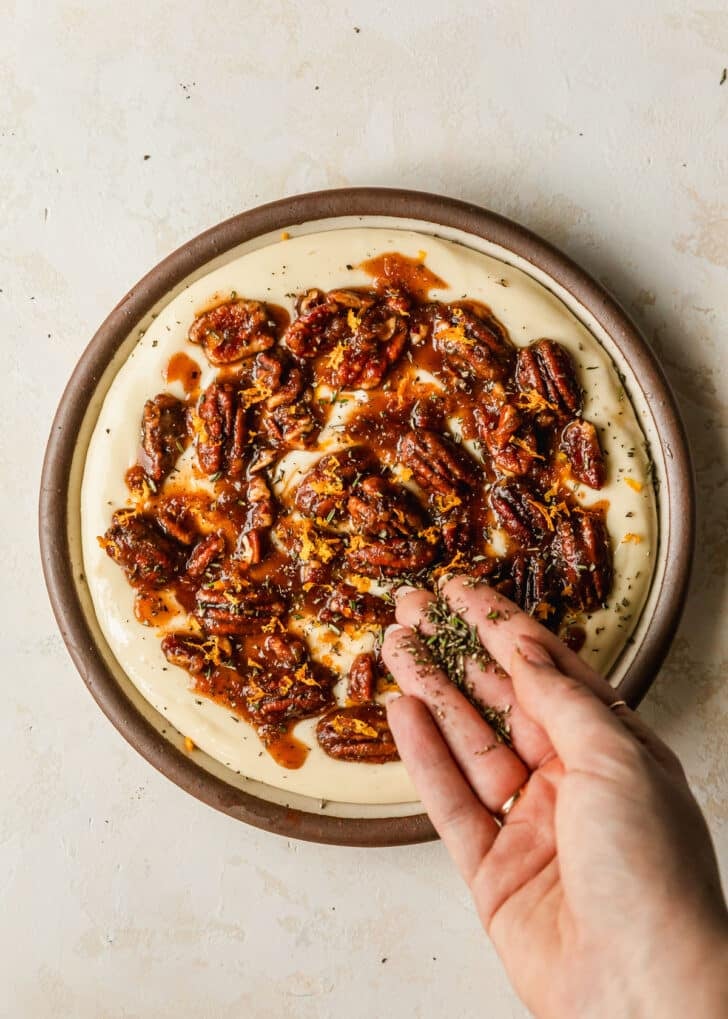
3, 3, 727, 1016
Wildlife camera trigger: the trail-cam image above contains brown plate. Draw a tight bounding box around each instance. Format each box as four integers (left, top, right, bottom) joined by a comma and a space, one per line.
39, 188, 694, 846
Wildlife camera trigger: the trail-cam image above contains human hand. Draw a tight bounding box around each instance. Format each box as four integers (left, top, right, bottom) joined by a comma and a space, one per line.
382, 577, 728, 1019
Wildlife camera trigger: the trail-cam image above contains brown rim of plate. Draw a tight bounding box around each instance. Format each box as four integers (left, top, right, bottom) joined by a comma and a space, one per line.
38, 187, 695, 847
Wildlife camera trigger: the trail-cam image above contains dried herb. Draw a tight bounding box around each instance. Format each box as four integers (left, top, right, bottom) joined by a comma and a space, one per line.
417, 597, 512, 744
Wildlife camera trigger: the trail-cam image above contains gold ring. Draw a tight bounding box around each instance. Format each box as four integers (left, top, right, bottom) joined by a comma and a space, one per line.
497, 785, 525, 820
609, 699, 628, 712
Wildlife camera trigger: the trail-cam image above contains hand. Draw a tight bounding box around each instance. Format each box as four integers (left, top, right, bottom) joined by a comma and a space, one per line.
382, 577, 728, 1019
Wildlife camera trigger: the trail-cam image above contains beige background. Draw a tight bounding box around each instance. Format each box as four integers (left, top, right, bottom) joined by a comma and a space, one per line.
2, 2, 726, 1017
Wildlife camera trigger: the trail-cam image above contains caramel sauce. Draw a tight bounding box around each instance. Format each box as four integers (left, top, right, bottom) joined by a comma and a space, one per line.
165, 352, 202, 394
360, 250, 447, 300
134, 590, 177, 627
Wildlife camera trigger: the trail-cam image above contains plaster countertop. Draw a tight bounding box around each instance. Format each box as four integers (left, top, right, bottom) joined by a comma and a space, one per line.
2, 3, 726, 1016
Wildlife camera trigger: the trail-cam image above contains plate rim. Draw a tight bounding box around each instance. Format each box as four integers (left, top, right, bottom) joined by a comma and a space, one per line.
38, 186, 695, 846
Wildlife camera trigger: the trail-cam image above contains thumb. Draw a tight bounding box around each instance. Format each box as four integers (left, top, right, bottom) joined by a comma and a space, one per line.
510, 637, 630, 772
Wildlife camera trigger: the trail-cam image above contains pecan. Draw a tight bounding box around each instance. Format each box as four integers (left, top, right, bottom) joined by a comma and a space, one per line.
188, 299, 275, 365
254, 349, 320, 449
346, 536, 437, 577
186, 532, 225, 581
160, 633, 232, 674
285, 288, 409, 388
347, 653, 377, 704
138, 393, 188, 484
498, 554, 558, 625
155, 497, 199, 545
316, 704, 399, 763
101, 511, 185, 589
194, 581, 286, 635
236, 475, 276, 564
195, 381, 247, 478
294, 447, 373, 524
347, 475, 427, 539
490, 480, 549, 545
399, 430, 476, 500
553, 510, 613, 611
515, 339, 582, 419
242, 634, 334, 731
409, 395, 446, 431
560, 419, 606, 489
319, 583, 393, 626
431, 304, 515, 383
479, 404, 541, 477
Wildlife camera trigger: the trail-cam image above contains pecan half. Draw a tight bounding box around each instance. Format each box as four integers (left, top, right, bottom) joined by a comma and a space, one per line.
254, 349, 320, 449
347, 475, 427, 539
101, 511, 185, 589
195, 381, 247, 479
194, 581, 286, 635
346, 536, 437, 577
560, 419, 606, 489
242, 634, 334, 732
497, 554, 558, 625
399, 430, 476, 499
490, 480, 549, 545
160, 633, 232, 674
316, 704, 399, 763
188, 299, 275, 365
479, 404, 541, 477
553, 510, 613, 611
139, 393, 188, 484
319, 583, 393, 626
236, 475, 276, 564
185, 532, 225, 581
294, 447, 373, 523
347, 653, 377, 704
285, 288, 409, 388
431, 304, 515, 383
515, 339, 582, 419
155, 497, 199, 545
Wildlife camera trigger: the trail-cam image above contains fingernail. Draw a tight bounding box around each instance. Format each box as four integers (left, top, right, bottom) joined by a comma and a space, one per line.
516, 640, 553, 667
384, 623, 405, 639
394, 585, 418, 599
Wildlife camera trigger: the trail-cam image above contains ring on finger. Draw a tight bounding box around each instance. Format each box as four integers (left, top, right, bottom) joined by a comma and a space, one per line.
609, 699, 629, 712
497, 783, 527, 823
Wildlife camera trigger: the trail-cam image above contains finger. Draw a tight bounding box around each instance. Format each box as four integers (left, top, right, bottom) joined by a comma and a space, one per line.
439, 576, 614, 703
395, 586, 552, 769
387, 695, 499, 883
382, 626, 529, 813
508, 637, 633, 772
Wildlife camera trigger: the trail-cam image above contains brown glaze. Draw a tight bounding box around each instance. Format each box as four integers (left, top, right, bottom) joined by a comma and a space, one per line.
165, 352, 202, 394
39, 188, 695, 848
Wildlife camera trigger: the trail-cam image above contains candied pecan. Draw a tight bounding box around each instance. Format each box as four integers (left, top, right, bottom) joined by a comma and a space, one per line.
195, 381, 247, 478
194, 582, 286, 635
431, 304, 515, 383
138, 393, 188, 485
186, 532, 225, 581
347, 653, 377, 704
242, 634, 334, 731
560, 419, 606, 489
399, 430, 476, 500
101, 511, 185, 588
347, 475, 426, 539
188, 299, 275, 365
294, 447, 373, 523
319, 583, 393, 625
155, 497, 199, 545
553, 510, 613, 612
410, 395, 446, 431
498, 554, 558, 624
346, 536, 437, 577
490, 480, 549, 545
316, 704, 399, 763
515, 339, 582, 419
479, 404, 541, 477
160, 633, 232, 674
237, 475, 276, 564
252, 349, 320, 448
285, 289, 409, 388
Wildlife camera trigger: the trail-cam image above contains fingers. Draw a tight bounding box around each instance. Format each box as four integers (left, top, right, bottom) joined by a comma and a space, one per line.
509, 637, 632, 771
395, 586, 552, 769
438, 576, 613, 703
386, 695, 500, 883
382, 626, 529, 813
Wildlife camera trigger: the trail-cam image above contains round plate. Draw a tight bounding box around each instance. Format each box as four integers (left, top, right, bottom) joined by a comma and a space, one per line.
39, 188, 694, 846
